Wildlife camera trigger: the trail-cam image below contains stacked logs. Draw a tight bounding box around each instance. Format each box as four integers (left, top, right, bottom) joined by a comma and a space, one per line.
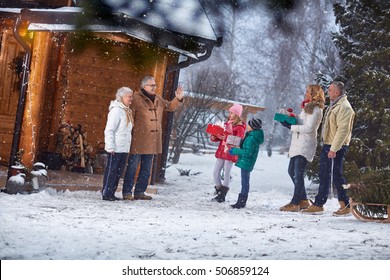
56, 123, 93, 172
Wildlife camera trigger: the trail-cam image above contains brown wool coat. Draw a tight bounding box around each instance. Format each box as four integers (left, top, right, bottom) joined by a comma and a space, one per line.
130, 90, 182, 154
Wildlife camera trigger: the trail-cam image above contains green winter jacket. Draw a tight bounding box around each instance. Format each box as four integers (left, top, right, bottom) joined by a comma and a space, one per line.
230, 129, 264, 172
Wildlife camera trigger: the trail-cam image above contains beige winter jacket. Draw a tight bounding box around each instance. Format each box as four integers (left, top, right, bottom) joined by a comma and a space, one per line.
321, 95, 355, 152
130, 90, 182, 154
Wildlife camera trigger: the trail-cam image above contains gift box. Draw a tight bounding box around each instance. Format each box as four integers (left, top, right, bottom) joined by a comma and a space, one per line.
273, 113, 297, 125
206, 124, 229, 137
226, 135, 242, 146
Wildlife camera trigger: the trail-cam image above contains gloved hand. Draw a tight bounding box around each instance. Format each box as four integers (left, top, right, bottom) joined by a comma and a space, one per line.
228, 148, 235, 155
280, 121, 291, 129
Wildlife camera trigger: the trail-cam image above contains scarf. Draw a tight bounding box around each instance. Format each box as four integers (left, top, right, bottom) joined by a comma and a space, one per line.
303, 100, 324, 114
141, 88, 155, 103
301, 99, 310, 109
117, 101, 133, 125
330, 94, 345, 106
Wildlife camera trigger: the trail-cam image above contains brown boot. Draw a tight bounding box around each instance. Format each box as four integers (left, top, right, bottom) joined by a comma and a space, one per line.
134, 193, 153, 200
299, 199, 311, 210
301, 204, 324, 214
333, 201, 351, 216
123, 194, 134, 201
279, 203, 300, 212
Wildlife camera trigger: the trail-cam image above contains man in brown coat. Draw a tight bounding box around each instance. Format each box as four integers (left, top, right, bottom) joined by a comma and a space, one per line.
122, 76, 184, 200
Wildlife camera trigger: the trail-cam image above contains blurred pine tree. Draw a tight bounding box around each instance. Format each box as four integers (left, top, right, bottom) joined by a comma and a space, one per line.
332, 0, 390, 172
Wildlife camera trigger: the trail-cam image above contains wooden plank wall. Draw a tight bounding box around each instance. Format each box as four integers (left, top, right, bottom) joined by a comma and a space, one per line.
0, 29, 180, 172
43, 34, 179, 159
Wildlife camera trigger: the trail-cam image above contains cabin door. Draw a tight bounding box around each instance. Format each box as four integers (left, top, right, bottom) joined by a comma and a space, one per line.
0, 30, 23, 164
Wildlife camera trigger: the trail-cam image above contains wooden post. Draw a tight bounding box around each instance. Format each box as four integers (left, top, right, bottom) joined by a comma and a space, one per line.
151, 53, 173, 184
20, 31, 51, 168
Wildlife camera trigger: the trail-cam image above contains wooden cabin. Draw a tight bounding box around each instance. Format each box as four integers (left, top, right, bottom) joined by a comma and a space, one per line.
0, 0, 220, 184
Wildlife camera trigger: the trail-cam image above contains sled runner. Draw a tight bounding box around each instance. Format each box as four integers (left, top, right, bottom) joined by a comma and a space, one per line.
350, 202, 390, 223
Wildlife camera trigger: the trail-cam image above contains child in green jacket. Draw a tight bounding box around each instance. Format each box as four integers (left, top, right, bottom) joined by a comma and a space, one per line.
228, 118, 264, 209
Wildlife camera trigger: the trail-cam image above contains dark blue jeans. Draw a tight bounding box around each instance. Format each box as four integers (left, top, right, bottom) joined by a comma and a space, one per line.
240, 169, 251, 196
314, 145, 349, 207
102, 153, 128, 198
123, 154, 154, 195
288, 155, 308, 205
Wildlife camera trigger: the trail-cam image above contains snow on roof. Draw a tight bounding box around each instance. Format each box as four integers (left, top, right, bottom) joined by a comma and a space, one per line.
0, 0, 218, 41
0, 1, 219, 58
113, 0, 217, 41
185, 91, 266, 111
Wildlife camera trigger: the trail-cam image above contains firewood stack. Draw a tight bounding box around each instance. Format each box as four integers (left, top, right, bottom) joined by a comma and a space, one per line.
56, 123, 94, 172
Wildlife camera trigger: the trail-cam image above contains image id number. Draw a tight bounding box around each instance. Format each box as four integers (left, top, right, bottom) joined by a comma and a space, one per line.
215, 266, 269, 276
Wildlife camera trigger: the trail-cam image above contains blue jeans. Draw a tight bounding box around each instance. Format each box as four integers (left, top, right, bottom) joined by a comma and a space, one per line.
123, 154, 154, 195
102, 153, 128, 198
240, 169, 251, 196
314, 145, 349, 206
288, 155, 308, 205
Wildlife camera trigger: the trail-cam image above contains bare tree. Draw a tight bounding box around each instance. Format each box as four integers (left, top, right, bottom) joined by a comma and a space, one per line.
181, 1, 341, 155
243, 1, 341, 154
170, 68, 238, 163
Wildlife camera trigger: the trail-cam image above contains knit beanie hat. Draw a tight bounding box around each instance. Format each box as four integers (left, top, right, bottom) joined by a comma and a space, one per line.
248, 118, 262, 130
229, 103, 243, 117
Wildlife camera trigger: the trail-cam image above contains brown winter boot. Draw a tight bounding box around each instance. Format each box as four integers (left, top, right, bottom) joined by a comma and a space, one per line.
123, 194, 134, 201
134, 193, 153, 200
279, 203, 300, 212
333, 201, 351, 216
299, 199, 311, 210
301, 204, 324, 214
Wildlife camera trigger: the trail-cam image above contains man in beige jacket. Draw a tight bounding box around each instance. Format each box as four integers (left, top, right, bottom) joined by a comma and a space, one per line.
122, 76, 184, 200
302, 81, 355, 215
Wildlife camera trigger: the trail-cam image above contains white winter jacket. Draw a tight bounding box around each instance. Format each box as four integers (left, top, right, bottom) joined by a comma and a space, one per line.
288, 106, 323, 162
104, 100, 133, 153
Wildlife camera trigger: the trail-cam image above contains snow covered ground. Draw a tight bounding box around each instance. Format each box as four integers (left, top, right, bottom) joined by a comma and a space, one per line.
1, 150, 389, 262
1, 150, 389, 279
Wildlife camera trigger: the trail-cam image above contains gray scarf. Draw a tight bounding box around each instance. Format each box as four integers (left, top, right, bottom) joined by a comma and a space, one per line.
330, 94, 346, 106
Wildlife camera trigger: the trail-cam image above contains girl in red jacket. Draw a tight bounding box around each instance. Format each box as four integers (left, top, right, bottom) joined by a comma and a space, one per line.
210, 104, 246, 202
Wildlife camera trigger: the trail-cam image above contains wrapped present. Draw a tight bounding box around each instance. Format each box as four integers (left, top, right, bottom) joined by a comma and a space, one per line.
274, 113, 297, 125
226, 135, 242, 146
286, 108, 296, 117
206, 124, 230, 137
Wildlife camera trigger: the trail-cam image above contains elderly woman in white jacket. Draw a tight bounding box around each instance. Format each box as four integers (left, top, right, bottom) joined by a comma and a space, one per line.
102, 87, 134, 201
279, 85, 325, 212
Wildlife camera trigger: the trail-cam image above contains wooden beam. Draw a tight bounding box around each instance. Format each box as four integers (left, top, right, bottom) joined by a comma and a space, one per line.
20, 31, 51, 168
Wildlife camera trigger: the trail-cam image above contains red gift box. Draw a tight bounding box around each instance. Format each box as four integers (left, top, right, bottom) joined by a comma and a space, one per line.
206, 124, 229, 137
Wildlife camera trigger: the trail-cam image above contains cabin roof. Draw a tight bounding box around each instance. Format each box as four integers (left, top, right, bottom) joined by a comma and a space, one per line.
0, 0, 220, 59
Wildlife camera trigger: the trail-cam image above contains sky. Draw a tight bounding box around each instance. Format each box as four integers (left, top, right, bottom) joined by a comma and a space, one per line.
1, 149, 389, 279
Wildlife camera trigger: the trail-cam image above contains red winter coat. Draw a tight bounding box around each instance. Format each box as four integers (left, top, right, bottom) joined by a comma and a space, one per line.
211, 121, 246, 163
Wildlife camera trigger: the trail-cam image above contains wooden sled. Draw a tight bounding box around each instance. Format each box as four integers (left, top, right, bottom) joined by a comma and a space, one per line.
350, 202, 390, 223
